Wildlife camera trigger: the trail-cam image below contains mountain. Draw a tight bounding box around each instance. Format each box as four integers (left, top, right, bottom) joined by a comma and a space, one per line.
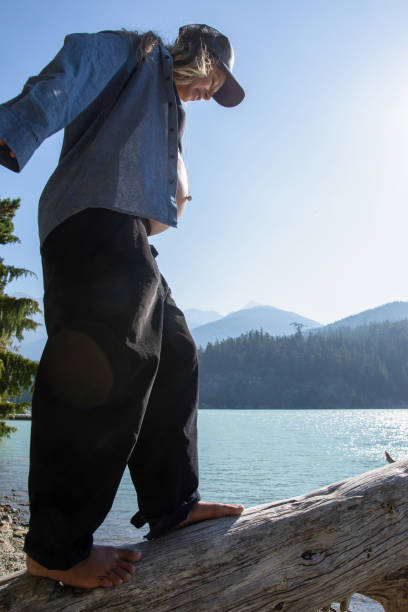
184, 308, 222, 330
15, 300, 408, 361
198, 320, 408, 409
322, 301, 408, 331
18, 337, 47, 362
242, 301, 262, 309
191, 305, 322, 348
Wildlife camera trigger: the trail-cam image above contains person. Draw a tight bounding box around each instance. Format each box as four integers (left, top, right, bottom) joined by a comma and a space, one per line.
0, 24, 245, 590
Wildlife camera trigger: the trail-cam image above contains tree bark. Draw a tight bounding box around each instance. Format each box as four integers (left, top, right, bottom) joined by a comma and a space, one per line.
2, 459, 408, 611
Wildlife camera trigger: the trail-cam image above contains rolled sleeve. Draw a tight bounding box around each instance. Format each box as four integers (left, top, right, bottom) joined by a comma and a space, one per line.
0, 30, 132, 172
0, 106, 39, 172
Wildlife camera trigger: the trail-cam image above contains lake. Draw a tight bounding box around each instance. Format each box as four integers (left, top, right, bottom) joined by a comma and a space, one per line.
2, 408, 407, 610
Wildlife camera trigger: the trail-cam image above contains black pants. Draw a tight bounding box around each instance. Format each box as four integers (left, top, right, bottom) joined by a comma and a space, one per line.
24, 208, 200, 570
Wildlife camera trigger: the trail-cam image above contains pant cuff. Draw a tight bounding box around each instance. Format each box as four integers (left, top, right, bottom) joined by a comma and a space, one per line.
131, 490, 201, 540
24, 533, 93, 571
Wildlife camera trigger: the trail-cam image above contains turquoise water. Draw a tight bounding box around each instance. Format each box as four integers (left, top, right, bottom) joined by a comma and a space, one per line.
2, 408, 406, 610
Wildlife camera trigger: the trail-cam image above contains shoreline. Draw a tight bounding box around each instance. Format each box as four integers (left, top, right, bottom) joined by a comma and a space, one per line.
0, 503, 28, 576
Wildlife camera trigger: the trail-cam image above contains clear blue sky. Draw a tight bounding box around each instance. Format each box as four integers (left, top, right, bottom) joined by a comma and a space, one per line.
1, 0, 408, 325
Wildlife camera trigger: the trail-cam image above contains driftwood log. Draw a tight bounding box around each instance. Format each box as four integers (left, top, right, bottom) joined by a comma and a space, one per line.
1, 456, 408, 611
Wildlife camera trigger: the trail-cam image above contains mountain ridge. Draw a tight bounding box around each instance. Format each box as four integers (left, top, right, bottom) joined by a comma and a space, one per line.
321, 301, 408, 331
191, 305, 322, 347
15, 299, 408, 361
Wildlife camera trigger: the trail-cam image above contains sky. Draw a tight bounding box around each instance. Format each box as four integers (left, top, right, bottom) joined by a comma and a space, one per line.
1, 0, 408, 325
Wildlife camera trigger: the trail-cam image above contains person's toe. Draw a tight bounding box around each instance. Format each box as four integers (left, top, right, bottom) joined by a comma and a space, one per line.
98, 576, 114, 588
118, 560, 137, 575
230, 504, 245, 514
119, 548, 141, 562
113, 566, 132, 582
209, 502, 244, 518
106, 570, 123, 586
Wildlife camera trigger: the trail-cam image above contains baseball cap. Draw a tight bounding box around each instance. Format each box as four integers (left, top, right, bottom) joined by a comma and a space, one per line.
177, 24, 245, 107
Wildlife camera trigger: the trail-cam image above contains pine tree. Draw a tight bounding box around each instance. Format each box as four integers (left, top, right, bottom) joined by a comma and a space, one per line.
0, 196, 40, 439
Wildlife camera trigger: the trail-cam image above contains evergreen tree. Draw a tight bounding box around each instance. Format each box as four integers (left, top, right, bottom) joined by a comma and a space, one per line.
198, 320, 408, 409
0, 196, 40, 439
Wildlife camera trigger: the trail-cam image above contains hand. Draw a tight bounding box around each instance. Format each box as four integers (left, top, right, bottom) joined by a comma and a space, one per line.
0, 138, 16, 158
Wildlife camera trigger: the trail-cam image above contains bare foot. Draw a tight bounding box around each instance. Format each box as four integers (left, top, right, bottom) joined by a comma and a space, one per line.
178, 501, 244, 528
26, 544, 141, 589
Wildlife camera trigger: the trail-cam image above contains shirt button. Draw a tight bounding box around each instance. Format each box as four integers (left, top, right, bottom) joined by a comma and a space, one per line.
169, 101, 173, 107
166, 76, 170, 81
169, 127, 175, 132
169, 178, 176, 184
169, 154, 176, 159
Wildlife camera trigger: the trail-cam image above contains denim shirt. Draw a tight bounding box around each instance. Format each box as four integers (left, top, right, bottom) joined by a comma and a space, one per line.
0, 30, 181, 245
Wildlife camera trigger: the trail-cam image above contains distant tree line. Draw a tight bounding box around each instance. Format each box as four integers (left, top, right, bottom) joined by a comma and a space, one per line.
197, 321, 408, 409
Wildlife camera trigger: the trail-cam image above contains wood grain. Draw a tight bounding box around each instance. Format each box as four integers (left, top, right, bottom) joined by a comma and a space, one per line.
2, 458, 408, 611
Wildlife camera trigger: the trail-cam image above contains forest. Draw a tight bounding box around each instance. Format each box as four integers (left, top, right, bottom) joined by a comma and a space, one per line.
197, 320, 408, 409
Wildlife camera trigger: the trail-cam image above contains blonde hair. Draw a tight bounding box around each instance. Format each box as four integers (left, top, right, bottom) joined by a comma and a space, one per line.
136, 30, 218, 86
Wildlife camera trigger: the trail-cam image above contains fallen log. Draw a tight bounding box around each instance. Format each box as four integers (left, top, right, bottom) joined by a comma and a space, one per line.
1, 458, 408, 612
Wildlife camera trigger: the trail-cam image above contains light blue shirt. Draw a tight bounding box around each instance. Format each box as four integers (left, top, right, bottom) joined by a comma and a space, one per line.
0, 30, 180, 245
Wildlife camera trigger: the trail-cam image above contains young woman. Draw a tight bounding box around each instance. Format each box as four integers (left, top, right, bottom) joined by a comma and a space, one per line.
0, 24, 245, 589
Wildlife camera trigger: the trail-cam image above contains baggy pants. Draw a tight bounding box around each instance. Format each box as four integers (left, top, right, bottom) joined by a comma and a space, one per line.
24, 208, 200, 570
